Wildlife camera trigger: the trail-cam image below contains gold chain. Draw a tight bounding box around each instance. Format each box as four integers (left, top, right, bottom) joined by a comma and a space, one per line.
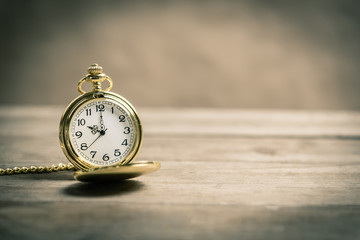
0, 163, 76, 175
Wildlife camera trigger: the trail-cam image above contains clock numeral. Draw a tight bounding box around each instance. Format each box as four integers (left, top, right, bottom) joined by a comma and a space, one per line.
75, 131, 82, 138
114, 149, 121, 157
86, 109, 92, 116
80, 143, 88, 150
78, 119, 86, 126
119, 115, 125, 122
123, 127, 130, 134
96, 104, 105, 112
121, 139, 128, 146
111, 107, 114, 114
103, 154, 109, 161
90, 151, 97, 158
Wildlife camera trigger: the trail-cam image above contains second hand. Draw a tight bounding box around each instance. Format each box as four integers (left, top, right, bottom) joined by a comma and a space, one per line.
87, 128, 107, 149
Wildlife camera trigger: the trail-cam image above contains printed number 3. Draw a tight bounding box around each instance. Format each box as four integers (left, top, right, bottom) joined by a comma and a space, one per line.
124, 127, 130, 134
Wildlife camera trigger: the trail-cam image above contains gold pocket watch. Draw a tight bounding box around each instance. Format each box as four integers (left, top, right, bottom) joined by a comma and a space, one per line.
0, 64, 160, 182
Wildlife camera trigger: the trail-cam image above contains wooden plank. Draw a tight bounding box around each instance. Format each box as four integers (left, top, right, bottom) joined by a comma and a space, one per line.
142, 108, 360, 138
1, 137, 360, 206
0, 107, 360, 239
1, 202, 359, 240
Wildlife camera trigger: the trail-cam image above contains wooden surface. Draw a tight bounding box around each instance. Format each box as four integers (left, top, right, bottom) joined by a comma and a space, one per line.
0, 106, 360, 240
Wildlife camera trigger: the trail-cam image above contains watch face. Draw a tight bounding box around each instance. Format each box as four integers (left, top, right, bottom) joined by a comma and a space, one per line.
69, 99, 136, 167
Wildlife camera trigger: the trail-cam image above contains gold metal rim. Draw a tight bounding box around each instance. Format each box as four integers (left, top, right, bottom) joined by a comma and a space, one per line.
78, 76, 113, 94
59, 91, 143, 170
74, 161, 160, 182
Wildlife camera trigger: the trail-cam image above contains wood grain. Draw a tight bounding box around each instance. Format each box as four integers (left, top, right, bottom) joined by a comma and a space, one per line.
0, 106, 359, 239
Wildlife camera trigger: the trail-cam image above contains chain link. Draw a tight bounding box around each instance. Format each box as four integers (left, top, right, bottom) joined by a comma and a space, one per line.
0, 163, 76, 175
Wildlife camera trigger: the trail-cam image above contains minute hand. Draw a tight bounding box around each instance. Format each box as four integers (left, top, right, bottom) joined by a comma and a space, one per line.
100, 111, 105, 130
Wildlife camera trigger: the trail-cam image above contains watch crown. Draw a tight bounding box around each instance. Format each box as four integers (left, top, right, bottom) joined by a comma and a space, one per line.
88, 63, 103, 75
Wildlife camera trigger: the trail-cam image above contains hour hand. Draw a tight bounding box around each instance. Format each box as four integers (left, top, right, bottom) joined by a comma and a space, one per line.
87, 125, 99, 134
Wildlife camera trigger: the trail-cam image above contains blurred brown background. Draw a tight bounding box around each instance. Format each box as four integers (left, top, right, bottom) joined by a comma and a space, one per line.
1, 0, 359, 109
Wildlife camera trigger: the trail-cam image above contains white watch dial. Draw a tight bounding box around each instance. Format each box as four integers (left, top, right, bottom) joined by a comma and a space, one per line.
70, 99, 135, 167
